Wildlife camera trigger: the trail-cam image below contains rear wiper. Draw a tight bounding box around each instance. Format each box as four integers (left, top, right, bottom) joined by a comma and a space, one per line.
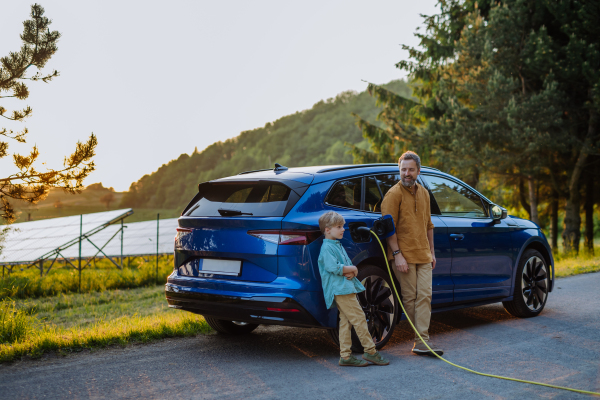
218, 209, 253, 216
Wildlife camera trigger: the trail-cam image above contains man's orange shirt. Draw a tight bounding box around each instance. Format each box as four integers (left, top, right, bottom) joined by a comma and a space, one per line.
380, 182, 434, 264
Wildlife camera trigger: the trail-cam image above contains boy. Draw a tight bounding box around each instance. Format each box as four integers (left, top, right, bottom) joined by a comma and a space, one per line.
318, 211, 390, 367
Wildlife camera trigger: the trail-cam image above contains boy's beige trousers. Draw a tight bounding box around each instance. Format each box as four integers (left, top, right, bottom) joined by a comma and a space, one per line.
392, 262, 432, 343
334, 293, 376, 358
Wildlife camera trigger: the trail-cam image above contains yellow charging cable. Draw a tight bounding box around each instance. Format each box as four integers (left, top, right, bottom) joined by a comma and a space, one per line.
370, 231, 600, 397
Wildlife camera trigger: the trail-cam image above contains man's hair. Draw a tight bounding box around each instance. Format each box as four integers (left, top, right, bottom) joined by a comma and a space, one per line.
318, 211, 345, 234
398, 151, 421, 170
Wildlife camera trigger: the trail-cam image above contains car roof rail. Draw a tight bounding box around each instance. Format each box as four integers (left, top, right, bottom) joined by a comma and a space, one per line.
238, 168, 272, 175
238, 163, 290, 175
316, 164, 440, 173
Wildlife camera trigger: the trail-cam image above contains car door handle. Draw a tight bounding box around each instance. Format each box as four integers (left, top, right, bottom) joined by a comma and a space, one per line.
450, 234, 465, 240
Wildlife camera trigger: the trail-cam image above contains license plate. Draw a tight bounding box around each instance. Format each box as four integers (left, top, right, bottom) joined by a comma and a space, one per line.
199, 259, 241, 276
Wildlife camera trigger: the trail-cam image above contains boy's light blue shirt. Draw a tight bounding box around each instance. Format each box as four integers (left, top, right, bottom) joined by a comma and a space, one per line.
318, 238, 365, 309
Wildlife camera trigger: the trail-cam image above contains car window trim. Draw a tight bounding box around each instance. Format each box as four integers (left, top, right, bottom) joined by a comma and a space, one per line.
421, 173, 490, 219
323, 176, 364, 212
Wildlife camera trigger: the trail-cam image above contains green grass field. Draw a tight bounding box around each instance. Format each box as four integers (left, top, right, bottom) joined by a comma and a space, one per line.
1, 257, 175, 299
0, 285, 210, 362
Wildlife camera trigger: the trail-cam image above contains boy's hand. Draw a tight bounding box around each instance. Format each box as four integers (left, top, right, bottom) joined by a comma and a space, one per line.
342, 265, 358, 279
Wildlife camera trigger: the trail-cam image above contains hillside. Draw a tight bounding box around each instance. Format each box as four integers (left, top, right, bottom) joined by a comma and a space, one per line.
120, 80, 411, 211
10, 184, 180, 224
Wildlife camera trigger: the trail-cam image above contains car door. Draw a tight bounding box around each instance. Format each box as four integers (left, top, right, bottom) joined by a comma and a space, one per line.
421, 174, 513, 303
364, 173, 453, 306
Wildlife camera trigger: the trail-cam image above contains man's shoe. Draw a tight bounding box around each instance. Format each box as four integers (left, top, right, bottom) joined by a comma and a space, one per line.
412, 341, 444, 357
362, 351, 390, 366
339, 355, 369, 367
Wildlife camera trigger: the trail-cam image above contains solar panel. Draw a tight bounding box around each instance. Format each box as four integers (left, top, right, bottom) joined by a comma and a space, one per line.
0, 209, 133, 265
61, 218, 179, 259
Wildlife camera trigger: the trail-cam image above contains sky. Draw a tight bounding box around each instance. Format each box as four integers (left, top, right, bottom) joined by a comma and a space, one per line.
1, 0, 438, 191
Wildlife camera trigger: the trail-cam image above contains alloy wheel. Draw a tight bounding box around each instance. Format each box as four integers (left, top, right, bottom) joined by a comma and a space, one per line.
357, 275, 396, 344
521, 256, 548, 312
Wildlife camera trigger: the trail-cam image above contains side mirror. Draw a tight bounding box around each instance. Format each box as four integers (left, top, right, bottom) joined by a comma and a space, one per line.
490, 204, 507, 221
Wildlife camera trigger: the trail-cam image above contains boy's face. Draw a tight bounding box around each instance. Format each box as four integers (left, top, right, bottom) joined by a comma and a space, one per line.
326, 224, 345, 240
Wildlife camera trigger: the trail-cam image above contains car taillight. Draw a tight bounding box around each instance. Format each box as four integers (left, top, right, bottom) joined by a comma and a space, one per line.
248, 230, 322, 245
175, 227, 193, 240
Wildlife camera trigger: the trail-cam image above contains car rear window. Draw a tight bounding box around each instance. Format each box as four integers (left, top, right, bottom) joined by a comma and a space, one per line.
184, 181, 292, 217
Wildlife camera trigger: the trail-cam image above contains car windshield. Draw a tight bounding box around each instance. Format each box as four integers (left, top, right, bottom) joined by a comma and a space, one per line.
184, 181, 292, 217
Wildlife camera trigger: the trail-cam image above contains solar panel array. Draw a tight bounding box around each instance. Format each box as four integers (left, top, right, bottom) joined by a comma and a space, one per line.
63, 218, 179, 259
0, 209, 133, 265
0, 210, 179, 266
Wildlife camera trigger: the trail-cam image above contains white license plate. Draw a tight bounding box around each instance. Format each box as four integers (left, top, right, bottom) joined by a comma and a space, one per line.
199, 259, 241, 276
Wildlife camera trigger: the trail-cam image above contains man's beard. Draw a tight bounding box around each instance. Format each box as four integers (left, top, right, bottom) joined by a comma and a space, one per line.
401, 176, 415, 187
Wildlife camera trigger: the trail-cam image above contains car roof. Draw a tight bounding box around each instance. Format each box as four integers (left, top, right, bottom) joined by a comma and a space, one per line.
213, 164, 493, 204
216, 164, 439, 184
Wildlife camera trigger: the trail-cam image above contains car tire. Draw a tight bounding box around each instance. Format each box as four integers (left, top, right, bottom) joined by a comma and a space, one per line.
503, 249, 550, 318
204, 317, 259, 335
328, 264, 399, 352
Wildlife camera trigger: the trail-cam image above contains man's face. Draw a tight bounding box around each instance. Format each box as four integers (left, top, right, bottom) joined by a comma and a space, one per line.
399, 159, 419, 188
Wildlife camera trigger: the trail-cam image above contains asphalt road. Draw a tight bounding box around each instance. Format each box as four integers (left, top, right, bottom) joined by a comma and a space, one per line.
2, 272, 599, 400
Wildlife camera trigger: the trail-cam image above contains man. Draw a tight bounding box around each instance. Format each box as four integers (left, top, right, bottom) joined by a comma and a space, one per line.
380, 151, 443, 356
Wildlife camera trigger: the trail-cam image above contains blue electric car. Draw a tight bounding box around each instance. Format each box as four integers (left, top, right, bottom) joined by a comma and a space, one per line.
165, 163, 554, 349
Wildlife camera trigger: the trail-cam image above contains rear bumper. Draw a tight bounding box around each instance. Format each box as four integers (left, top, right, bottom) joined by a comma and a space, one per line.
165, 282, 323, 328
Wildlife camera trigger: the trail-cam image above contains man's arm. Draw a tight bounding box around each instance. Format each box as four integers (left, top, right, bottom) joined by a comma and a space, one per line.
427, 228, 436, 270
381, 186, 408, 273
425, 191, 436, 269
387, 234, 409, 273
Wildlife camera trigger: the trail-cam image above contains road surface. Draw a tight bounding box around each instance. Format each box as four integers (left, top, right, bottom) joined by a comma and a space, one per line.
1, 272, 599, 399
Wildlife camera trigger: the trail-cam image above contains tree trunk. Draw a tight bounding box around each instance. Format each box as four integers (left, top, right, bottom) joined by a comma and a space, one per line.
528, 176, 539, 225
519, 177, 531, 219
585, 169, 594, 254
563, 108, 598, 253
551, 188, 559, 250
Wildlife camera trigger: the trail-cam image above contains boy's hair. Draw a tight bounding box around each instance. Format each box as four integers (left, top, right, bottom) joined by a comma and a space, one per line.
318, 211, 345, 234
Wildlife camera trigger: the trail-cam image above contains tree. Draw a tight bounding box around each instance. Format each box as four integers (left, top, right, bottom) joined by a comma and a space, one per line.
355, 0, 600, 253
100, 192, 115, 209
0, 4, 97, 224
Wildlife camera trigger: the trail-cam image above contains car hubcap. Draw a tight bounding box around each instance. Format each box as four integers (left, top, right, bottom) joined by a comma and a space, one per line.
357, 276, 396, 344
521, 256, 548, 311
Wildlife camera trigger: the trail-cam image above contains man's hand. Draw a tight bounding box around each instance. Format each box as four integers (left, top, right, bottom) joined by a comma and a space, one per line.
431, 255, 436, 270
394, 254, 409, 273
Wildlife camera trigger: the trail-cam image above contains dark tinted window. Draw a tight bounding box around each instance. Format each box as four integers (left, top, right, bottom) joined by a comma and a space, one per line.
184, 181, 291, 217
325, 178, 362, 210
375, 174, 400, 199
423, 175, 487, 218
365, 176, 383, 213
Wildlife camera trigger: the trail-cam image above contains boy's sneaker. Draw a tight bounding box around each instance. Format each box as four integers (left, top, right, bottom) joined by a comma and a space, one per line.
412, 341, 444, 357
339, 355, 368, 367
362, 351, 390, 366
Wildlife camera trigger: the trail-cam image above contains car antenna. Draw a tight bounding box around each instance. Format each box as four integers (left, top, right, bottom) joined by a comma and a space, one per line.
274, 163, 288, 172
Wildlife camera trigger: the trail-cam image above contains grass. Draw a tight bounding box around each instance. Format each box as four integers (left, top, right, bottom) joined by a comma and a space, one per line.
0, 285, 211, 363
553, 243, 600, 277
1, 257, 174, 299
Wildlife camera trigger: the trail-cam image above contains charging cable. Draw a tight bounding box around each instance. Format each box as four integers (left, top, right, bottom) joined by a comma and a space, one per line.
369, 230, 600, 397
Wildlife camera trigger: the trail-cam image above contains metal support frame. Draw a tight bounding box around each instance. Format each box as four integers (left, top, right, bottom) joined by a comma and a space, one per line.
156, 213, 160, 284
0, 212, 131, 278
